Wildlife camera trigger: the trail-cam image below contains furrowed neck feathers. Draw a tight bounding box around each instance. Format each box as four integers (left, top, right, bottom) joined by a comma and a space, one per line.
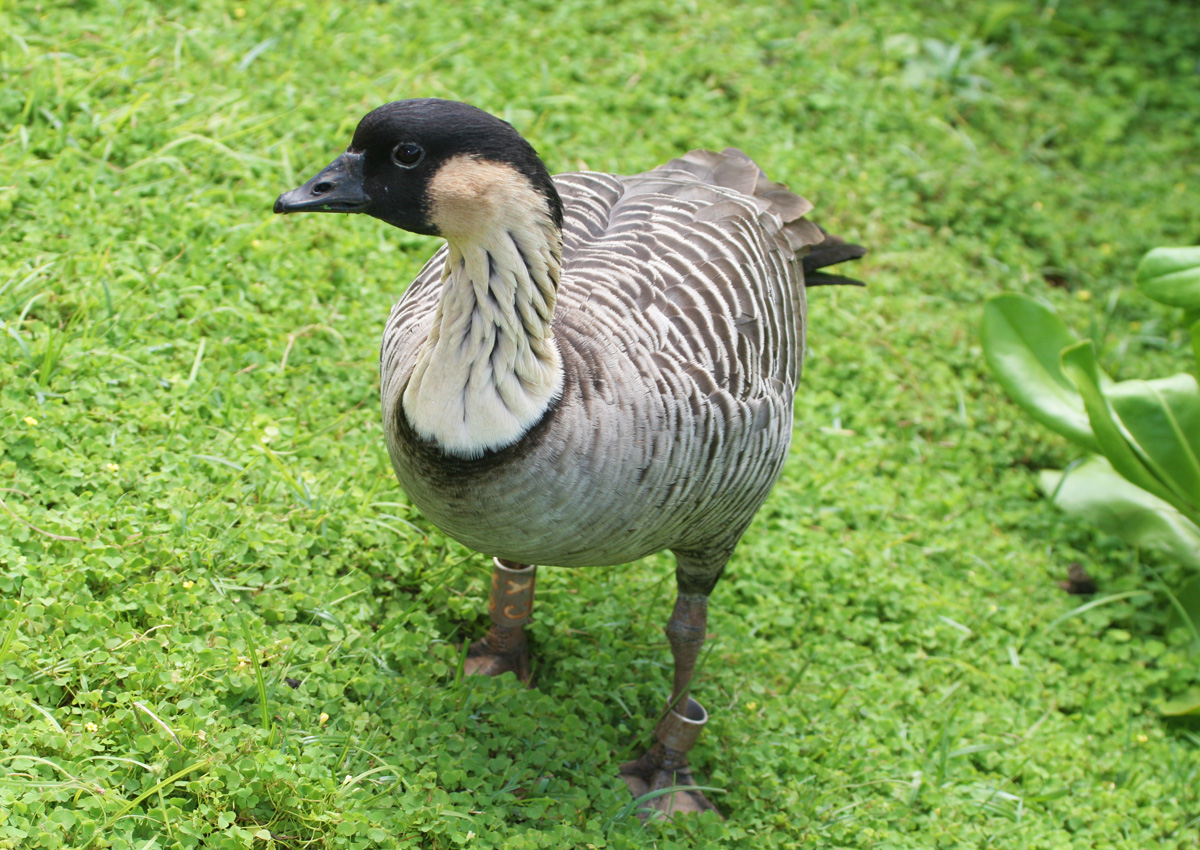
402, 156, 564, 458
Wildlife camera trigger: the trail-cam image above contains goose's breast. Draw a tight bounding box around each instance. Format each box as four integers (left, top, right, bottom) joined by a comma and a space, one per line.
382, 326, 793, 567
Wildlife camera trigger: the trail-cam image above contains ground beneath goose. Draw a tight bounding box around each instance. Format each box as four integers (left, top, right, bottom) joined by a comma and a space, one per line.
1, 1, 1198, 848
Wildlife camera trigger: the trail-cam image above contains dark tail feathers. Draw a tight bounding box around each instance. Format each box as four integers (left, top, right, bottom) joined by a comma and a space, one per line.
803, 225, 867, 287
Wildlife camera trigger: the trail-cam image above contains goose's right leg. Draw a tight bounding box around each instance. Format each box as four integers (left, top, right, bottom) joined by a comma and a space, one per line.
619, 588, 721, 818
463, 558, 536, 684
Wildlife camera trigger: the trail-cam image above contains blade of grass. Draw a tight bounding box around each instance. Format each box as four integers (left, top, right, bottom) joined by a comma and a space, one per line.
0, 597, 24, 667
238, 612, 272, 732
100, 759, 212, 830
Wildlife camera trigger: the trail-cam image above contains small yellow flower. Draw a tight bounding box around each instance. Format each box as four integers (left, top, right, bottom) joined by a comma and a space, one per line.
236, 655, 252, 670
23, 416, 37, 426
745, 701, 758, 712
196, 729, 207, 741
182, 580, 195, 589
85, 722, 98, 733
105, 462, 120, 473
1076, 290, 1092, 302
1136, 734, 1148, 743
319, 712, 330, 726
1032, 201, 1043, 211
234, 7, 246, 17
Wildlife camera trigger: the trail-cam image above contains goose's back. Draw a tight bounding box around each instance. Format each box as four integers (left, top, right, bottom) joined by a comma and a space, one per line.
381, 150, 820, 573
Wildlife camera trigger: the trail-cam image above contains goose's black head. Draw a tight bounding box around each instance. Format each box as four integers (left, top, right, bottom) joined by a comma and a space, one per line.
274, 99, 563, 238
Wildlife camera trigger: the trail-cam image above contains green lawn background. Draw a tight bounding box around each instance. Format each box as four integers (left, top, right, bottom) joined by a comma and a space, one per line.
2, 0, 1199, 847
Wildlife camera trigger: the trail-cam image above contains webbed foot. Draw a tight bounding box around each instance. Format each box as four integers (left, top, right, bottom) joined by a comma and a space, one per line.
462, 624, 532, 684
618, 697, 722, 820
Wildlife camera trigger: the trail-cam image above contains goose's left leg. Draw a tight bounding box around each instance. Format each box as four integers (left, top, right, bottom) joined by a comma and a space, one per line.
463, 558, 536, 684
619, 573, 722, 818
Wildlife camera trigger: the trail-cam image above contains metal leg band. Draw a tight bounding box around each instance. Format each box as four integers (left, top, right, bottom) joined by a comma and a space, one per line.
488, 558, 537, 628
654, 696, 708, 753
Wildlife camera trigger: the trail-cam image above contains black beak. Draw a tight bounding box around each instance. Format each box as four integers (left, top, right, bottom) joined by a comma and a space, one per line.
274, 152, 369, 214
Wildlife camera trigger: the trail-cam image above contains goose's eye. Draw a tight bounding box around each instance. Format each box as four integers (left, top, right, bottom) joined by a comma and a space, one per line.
392, 142, 424, 168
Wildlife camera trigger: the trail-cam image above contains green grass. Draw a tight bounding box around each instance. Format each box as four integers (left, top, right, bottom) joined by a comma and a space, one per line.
2, 0, 1199, 847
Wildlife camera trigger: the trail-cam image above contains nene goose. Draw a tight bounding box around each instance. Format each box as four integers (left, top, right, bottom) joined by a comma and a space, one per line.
275, 99, 863, 817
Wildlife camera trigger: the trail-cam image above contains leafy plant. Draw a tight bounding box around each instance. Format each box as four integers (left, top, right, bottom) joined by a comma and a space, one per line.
983, 246, 1200, 706
884, 34, 995, 102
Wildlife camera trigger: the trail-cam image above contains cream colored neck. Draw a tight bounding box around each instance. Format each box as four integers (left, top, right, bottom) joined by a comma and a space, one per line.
402, 217, 564, 458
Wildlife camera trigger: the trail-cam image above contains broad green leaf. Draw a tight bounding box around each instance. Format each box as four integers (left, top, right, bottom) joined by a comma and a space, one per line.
1166, 573, 1200, 640
1060, 341, 1187, 513
1161, 688, 1200, 717
981, 294, 1099, 452
1135, 246, 1200, 310
1106, 373, 1200, 521
1039, 456, 1200, 571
